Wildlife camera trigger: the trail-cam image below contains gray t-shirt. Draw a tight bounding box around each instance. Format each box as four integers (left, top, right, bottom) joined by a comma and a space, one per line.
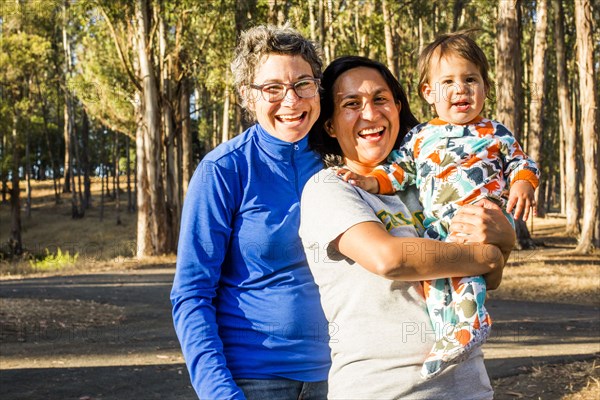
300, 168, 493, 400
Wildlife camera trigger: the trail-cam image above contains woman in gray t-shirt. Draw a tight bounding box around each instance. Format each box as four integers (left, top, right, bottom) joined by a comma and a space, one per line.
300, 56, 515, 399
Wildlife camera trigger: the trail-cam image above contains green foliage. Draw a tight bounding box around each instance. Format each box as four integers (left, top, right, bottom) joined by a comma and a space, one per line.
70, 2, 136, 137
0, 0, 591, 221
29, 247, 79, 271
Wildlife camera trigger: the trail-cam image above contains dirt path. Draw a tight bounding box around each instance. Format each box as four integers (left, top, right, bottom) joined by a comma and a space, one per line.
1, 266, 598, 399
0, 267, 194, 399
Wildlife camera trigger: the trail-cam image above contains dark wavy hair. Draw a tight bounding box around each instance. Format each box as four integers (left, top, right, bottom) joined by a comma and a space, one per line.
309, 56, 419, 165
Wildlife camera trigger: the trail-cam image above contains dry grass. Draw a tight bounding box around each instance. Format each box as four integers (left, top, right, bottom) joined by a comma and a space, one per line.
488, 216, 600, 306
493, 357, 600, 400
0, 178, 175, 277
490, 262, 600, 306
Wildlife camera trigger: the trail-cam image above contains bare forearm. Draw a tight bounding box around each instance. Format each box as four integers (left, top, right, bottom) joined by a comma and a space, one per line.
336, 222, 504, 281
372, 238, 502, 280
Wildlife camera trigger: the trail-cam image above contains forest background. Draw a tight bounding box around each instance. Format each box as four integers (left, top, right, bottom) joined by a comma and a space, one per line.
0, 0, 598, 261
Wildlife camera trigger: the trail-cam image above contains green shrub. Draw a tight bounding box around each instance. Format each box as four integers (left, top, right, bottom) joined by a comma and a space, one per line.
29, 248, 79, 271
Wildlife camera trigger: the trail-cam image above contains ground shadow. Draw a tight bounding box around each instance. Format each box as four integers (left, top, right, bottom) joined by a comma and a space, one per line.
0, 364, 195, 400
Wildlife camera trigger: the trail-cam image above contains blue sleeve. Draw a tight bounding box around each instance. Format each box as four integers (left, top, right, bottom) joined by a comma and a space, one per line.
170, 160, 246, 400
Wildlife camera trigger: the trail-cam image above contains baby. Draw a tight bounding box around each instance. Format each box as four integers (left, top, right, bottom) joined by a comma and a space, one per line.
339, 31, 540, 378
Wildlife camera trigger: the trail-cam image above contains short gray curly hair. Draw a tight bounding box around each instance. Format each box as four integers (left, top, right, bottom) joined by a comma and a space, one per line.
231, 24, 323, 120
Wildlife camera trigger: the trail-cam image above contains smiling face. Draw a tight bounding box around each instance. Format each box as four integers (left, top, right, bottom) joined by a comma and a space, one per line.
327, 67, 400, 175
247, 54, 320, 143
422, 52, 486, 125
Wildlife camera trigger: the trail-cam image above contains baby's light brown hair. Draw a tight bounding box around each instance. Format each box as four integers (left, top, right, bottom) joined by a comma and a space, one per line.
417, 31, 493, 101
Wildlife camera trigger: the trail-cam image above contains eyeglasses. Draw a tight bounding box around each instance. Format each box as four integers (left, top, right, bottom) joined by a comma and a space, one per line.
250, 78, 321, 103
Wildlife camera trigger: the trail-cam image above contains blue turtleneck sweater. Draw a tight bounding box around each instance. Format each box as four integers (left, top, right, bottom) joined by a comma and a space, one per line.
171, 124, 330, 399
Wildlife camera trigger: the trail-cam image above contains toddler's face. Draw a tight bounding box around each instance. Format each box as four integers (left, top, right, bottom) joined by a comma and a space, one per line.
421, 53, 486, 125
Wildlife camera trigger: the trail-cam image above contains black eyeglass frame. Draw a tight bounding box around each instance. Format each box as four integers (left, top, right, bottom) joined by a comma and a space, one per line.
250, 78, 321, 103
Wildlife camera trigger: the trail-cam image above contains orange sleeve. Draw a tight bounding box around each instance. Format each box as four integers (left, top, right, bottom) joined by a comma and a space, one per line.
370, 169, 395, 195
512, 169, 539, 189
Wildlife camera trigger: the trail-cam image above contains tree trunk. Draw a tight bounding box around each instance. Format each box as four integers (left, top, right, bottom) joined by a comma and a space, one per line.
135, 96, 150, 254
81, 109, 92, 209
72, 108, 85, 218
115, 132, 122, 225
308, 0, 317, 42
318, 0, 325, 60
70, 128, 80, 219
553, 0, 579, 235
496, 0, 535, 249
1, 132, 7, 204
126, 134, 134, 213
36, 73, 61, 205
221, 81, 231, 143
62, 102, 72, 193
527, 0, 549, 217
135, 0, 169, 257
235, 0, 256, 35
212, 107, 219, 148
10, 117, 23, 256
159, 10, 178, 251
361, 1, 373, 59
62, 2, 72, 194
100, 130, 106, 222
452, 0, 466, 31
382, 0, 398, 78
181, 79, 192, 197
25, 129, 31, 218
267, 0, 278, 25
326, 0, 336, 62
574, 0, 599, 253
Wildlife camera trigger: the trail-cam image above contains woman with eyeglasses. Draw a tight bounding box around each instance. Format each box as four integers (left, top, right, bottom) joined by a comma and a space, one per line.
171, 25, 330, 400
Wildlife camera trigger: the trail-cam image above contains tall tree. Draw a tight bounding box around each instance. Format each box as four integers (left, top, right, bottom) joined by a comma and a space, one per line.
574, 0, 599, 253
496, 0, 535, 249
552, 0, 579, 235
527, 0, 549, 217
1, 0, 52, 254
452, 0, 467, 31
382, 0, 397, 78
9, 116, 22, 255
496, 0, 524, 140
133, 0, 168, 256
80, 109, 92, 209
61, 1, 73, 194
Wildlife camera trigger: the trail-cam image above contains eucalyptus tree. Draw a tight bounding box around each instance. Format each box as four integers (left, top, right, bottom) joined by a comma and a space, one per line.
0, 0, 52, 254
527, 0, 549, 217
552, 0, 579, 235
73, 0, 237, 256
574, 0, 599, 253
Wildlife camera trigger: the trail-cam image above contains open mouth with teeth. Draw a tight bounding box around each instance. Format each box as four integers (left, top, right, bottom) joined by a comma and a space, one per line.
358, 127, 385, 141
276, 112, 306, 123
452, 101, 471, 111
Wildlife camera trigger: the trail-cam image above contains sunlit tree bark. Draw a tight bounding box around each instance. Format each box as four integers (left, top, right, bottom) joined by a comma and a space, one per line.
496, 0, 535, 249
574, 0, 599, 253
134, 0, 168, 256
527, 0, 549, 217
552, 0, 579, 235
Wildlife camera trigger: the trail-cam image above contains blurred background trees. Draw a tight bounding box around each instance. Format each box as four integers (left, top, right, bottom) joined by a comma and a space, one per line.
1, 0, 598, 256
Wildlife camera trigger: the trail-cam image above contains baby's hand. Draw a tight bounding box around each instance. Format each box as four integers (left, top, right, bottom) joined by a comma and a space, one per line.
506, 180, 536, 221
336, 168, 380, 193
